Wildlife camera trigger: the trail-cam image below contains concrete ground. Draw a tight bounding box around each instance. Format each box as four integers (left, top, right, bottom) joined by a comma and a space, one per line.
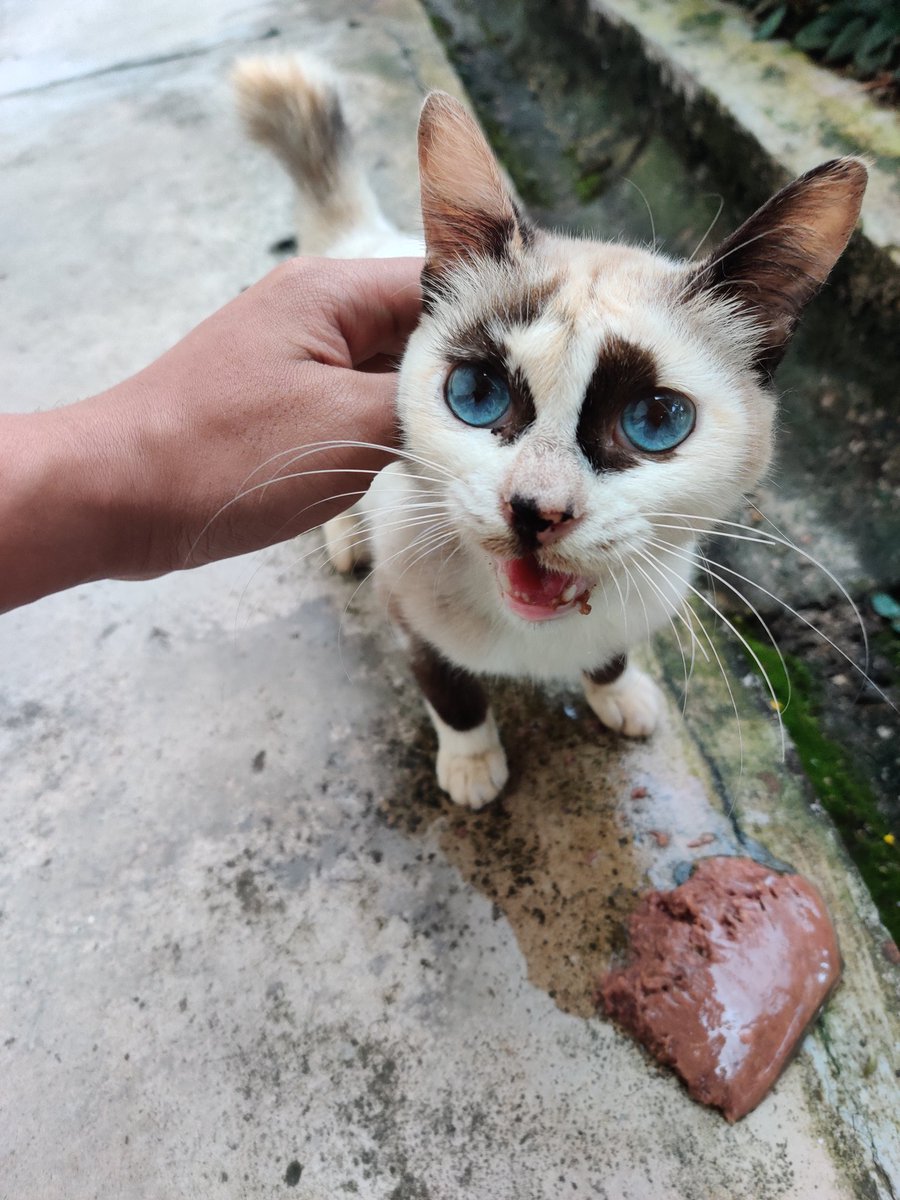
1, 1, 897, 1198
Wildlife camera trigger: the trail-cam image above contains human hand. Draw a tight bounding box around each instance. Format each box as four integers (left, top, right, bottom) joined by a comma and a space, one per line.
111, 254, 423, 575
1, 255, 422, 610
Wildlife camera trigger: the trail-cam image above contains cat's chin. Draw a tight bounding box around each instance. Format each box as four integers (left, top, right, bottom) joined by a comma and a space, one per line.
492, 553, 594, 623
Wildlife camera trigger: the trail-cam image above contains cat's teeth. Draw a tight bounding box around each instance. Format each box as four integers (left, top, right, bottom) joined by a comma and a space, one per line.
560, 583, 577, 604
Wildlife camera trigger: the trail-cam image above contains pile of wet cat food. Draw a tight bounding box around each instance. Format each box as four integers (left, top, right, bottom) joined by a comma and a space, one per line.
598, 856, 841, 1121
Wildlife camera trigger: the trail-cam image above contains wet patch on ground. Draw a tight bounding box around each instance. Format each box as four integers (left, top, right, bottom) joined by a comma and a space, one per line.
375, 675, 746, 1019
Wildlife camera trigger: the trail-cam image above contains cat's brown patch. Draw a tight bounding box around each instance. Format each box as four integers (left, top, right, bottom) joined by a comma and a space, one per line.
576, 336, 656, 472
410, 636, 488, 732
587, 654, 628, 686
442, 313, 557, 443
420, 211, 529, 310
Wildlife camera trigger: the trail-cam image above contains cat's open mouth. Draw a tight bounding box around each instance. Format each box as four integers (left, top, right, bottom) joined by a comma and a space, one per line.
493, 554, 594, 622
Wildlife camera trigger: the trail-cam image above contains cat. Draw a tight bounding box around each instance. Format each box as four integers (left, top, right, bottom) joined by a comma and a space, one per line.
233, 54, 866, 810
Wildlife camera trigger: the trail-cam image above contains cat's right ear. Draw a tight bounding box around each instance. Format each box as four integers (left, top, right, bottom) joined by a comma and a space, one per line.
417, 92, 530, 284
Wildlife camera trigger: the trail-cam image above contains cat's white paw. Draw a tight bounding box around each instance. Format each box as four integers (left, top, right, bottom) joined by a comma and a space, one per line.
428, 707, 508, 809
323, 511, 369, 574
437, 745, 509, 810
583, 664, 664, 738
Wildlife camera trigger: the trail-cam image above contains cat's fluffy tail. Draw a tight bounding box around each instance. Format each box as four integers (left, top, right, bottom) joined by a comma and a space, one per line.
233, 54, 413, 257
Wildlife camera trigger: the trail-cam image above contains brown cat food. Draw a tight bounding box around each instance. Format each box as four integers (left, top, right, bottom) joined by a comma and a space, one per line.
599, 856, 841, 1121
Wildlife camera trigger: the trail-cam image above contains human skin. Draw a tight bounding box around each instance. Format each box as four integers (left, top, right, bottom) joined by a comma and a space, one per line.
0, 256, 422, 614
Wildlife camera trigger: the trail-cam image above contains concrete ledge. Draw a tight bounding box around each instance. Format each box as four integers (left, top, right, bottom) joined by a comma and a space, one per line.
557, 0, 900, 331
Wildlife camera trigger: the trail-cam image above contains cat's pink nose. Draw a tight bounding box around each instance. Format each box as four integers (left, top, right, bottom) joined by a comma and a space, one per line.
504, 495, 582, 547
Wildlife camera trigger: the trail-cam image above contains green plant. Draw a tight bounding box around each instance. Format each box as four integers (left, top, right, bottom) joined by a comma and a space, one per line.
736, 0, 900, 96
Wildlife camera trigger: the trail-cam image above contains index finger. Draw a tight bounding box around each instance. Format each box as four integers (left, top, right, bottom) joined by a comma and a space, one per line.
332, 256, 425, 366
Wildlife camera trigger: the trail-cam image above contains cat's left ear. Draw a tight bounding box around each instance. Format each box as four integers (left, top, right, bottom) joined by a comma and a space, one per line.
690, 157, 867, 377
417, 92, 530, 280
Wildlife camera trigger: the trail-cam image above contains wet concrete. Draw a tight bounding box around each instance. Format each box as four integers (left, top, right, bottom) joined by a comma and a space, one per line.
1, 0, 898, 1196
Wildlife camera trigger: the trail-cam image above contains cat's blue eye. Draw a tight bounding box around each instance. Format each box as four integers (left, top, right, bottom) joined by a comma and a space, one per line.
445, 363, 511, 428
620, 392, 696, 453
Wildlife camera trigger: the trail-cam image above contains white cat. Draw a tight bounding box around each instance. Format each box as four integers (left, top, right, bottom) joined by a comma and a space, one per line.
234, 55, 866, 809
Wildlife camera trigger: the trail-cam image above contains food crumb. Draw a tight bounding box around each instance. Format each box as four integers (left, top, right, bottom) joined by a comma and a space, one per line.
687, 832, 715, 848
648, 830, 670, 848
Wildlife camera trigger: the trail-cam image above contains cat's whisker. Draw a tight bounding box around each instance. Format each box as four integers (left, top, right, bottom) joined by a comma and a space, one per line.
189, 465, 387, 566
604, 550, 632, 638
628, 556, 694, 704
622, 177, 657, 250
633, 547, 747, 781
250, 438, 458, 488
320, 512, 456, 574
612, 549, 654, 646
687, 194, 725, 263
432, 533, 465, 601
624, 552, 706, 708
652, 535, 894, 711
378, 527, 460, 629
650, 508, 875, 692
646, 535, 793, 712
744, 496, 872, 689
639, 545, 786, 762
268, 509, 455, 581
335, 520, 458, 682
259, 486, 451, 548
674, 226, 782, 303
190, 434, 457, 566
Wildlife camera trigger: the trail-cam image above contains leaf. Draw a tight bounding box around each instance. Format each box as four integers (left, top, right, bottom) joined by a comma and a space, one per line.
795, 14, 842, 51
872, 592, 900, 621
853, 17, 899, 72
825, 17, 869, 62
855, 41, 895, 74
756, 4, 787, 40
855, 19, 895, 57
837, 0, 885, 16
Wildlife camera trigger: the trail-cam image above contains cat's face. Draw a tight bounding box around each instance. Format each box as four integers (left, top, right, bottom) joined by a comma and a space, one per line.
399, 238, 775, 621
395, 94, 865, 623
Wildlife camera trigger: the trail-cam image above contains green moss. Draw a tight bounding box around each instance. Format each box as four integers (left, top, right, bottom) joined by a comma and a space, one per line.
573, 169, 605, 202
738, 630, 899, 941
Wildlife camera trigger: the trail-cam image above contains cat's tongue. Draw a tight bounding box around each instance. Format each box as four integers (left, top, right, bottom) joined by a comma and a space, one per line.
495, 554, 593, 622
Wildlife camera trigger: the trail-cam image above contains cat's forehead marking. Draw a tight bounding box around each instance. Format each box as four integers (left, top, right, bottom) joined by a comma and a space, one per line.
576, 335, 659, 473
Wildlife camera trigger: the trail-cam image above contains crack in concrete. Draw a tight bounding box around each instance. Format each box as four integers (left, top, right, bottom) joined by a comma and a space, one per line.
383, 28, 429, 96
0, 25, 280, 101
871, 1148, 898, 1200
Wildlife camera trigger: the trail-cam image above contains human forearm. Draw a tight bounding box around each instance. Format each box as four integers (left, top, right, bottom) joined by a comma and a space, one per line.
0, 404, 133, 613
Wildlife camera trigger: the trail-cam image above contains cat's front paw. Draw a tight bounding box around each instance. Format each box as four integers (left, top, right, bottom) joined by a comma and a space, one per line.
432, 711, 508, 809
323, 511, 369, 574
437, 745, 509, 809
583, 663, 664, 738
